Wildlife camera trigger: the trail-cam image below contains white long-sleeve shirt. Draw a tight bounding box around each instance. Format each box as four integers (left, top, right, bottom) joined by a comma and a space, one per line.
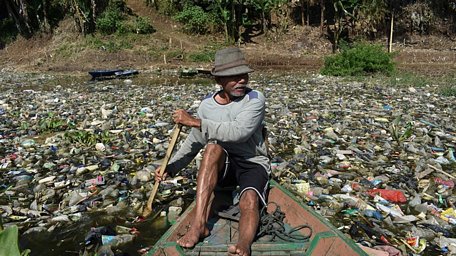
166, 88, 270, 176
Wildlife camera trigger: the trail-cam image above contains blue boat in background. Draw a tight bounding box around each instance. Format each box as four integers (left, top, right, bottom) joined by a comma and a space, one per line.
88, 69, 139, 80
88, 69, 123, 80
115, 70, 139, 77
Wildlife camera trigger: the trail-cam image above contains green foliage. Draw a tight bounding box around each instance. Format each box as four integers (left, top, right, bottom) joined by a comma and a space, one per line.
439, 85, 456, 97
166, 49, 184, 59
187, 43, 224, 62
188, 49, 216, 62
109, 0, 127, 12
97, 0, 154, 35
64, 130, 112, 146
174, 5, 215, 34
133, 17, 155, 34
388, 72, 429, 88
39, 113, 74, 132
116, 20, 135, 34
321, 43, 395, 76
0, 225, 31, 256
96, 7, 124, 35
116, 16, 155, 34
85, 36, 132, 52
390, 116, 414, 145
0, 18, 18, 47
155, 0, 180, 16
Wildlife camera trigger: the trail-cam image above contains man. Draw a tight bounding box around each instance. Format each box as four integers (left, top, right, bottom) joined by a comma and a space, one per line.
155, 47, 270, 256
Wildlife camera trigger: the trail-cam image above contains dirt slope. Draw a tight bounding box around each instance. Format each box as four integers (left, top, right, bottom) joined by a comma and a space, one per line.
0, 1, 455, 76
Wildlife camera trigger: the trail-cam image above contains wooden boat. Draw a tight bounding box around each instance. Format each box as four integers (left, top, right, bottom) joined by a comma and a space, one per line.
147, 180, 368, 256
88, 69, 123, 80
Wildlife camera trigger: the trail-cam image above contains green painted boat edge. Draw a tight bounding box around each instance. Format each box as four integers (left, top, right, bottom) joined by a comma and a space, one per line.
147, 180, 368, 255
148, 241, 186, 255
183, 242, 307, 252
269, 180, 368, 256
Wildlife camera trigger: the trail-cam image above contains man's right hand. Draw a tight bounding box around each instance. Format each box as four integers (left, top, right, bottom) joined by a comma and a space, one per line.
154, 166, 168, 182
173, 109, 201, 129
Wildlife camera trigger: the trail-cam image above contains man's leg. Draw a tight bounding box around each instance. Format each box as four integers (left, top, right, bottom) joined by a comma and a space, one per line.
177, 143, 225, 248
228, 190, 259, 256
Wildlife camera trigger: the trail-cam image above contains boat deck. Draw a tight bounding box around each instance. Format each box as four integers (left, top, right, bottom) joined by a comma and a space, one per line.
182, 216, 307, 255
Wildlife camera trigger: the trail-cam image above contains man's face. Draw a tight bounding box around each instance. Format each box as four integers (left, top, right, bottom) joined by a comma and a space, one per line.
218, 73, 249, 98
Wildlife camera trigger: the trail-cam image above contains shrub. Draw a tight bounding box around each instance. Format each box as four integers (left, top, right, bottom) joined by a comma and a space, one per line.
174, 5, 215, 34
188, 50, 216, 62
321, 43, 395, 76
97, 8, 123, 34
156, 0, 179, 16
133, 17, 155, 34
116, 20, 135, 34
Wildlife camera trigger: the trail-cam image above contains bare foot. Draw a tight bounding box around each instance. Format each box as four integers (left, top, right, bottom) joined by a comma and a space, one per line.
228, 243, 251, 256
177, 225, 209, 248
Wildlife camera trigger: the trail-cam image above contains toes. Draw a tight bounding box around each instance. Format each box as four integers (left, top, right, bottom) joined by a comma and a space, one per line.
228, 245, 237, 253
227, 245, 250, 256
177, 239, 190, 248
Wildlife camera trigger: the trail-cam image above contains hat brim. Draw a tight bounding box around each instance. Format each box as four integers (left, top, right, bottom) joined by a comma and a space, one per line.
211, 65, 254, 77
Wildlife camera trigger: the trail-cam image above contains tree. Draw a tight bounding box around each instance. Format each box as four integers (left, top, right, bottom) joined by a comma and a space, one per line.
384, 0, 410, 52
328, 0, 358, 52
4, 0, 33, 37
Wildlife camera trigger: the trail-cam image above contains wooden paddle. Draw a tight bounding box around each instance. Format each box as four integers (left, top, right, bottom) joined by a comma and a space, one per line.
142, 124, 182, 218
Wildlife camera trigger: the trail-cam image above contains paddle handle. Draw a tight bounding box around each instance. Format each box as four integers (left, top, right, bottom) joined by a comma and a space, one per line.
142, 124, 182, 217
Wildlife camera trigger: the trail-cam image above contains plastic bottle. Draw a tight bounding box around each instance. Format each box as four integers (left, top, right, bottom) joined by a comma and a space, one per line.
97, 245, 114, 256
102, 234, 135, 247
363, 209, 383, 220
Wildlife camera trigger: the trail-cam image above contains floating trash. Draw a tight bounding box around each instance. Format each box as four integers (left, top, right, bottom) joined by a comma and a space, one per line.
1, 71, 455, 255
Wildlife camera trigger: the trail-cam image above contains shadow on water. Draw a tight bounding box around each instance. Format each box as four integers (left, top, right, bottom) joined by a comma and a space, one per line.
19, 207, 170, 256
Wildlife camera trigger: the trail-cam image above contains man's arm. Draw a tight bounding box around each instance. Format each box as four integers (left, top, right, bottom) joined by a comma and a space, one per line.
165, 127, 204, 177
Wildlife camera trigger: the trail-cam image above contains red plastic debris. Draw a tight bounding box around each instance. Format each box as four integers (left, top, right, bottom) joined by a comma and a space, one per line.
367, 189, 407, 204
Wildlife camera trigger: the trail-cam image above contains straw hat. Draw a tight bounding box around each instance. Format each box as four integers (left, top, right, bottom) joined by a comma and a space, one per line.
211, 47, 254, 77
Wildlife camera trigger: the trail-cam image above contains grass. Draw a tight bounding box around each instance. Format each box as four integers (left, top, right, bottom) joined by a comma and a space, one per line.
388, 71, 429, 88
439, 85, 456, 97
52, 32, 221, 66
85, 34, 133, 52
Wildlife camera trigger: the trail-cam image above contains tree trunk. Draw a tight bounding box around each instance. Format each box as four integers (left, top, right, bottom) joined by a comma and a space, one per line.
388, 13, 394, 53
41, 0, 51, 32
300, 0, 305, 25
5, 0, 31, 36
72, 0, 84, 34
320, 0, 325, 34
306, 0, 309, 26
230, 1, 236, 43
91, 0, 97, 27
18, 0, 32, 34
5, 0, 23, 34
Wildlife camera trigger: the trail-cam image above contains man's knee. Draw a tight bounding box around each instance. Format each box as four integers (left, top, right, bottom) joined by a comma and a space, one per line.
240, 190, 259, 211
200, 143, 225, 170
204, 143, 224, 157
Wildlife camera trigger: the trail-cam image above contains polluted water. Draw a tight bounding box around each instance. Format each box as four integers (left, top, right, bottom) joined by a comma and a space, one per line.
0, 70, 455, 255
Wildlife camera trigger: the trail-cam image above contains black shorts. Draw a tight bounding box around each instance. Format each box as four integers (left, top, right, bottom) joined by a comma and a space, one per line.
218, 152, 270, 206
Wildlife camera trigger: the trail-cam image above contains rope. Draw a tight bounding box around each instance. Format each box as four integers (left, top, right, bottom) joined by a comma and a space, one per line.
257, 202, 312, 242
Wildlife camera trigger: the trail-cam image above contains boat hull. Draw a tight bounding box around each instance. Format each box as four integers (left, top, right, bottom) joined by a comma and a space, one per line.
147, 180, 368, 256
